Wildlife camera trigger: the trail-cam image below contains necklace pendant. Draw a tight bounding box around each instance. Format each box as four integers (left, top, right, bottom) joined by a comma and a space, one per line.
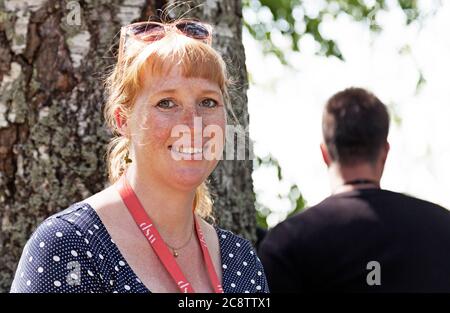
173, 250, 178, 258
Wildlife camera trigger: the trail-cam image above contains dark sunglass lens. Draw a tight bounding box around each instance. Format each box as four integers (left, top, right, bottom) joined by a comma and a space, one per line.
176, 22, 209, 39
130, 23, 163, 37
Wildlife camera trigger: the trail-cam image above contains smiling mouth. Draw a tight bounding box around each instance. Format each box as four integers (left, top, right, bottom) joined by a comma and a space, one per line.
168, 145, 203, 155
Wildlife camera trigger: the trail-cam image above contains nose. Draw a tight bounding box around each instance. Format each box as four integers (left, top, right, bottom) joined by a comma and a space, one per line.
180, 105, 199, 127
179, 106, 203, 148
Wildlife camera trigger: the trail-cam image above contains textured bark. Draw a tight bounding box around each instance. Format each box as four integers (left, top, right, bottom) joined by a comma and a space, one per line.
0, 0, 255, 292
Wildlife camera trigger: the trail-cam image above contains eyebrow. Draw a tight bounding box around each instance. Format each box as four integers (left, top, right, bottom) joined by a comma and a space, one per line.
198, 89, 222, 96
150, 88, 222, 98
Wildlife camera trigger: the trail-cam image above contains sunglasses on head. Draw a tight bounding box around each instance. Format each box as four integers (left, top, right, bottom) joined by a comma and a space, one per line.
117, 19, 213, 62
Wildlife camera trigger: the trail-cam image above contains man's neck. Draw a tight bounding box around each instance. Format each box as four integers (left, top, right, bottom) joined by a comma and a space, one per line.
329, 162, 381, 195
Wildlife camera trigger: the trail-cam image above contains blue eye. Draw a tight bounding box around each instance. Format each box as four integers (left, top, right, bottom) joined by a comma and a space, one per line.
200, 98, 218, 108
156, 99, 177, 109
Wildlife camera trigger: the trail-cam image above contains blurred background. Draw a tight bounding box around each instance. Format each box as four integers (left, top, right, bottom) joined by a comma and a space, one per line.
1, 0, 448, 291
242, 0, 450, 228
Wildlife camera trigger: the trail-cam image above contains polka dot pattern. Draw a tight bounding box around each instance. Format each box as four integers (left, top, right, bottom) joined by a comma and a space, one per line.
10, 202, 269, 293
217, 228, 269, 293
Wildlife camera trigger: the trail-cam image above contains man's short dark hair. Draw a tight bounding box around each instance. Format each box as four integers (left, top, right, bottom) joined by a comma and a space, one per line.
322, 87, 390, 165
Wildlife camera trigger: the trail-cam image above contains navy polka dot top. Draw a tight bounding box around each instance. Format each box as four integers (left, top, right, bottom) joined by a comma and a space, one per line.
10, 202, 269, 293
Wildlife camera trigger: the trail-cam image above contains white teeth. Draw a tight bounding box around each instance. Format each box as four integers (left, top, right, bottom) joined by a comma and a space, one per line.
173, 146, 202, 154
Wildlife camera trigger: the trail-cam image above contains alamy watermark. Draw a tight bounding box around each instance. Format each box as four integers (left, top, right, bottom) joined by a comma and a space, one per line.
66, 1, 82, 26
167, 117, 253, 161
66, 260, 81, 286
366, 260, 381, 286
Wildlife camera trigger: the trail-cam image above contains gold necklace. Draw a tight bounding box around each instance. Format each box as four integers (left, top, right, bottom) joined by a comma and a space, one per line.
165, 225, 194, 257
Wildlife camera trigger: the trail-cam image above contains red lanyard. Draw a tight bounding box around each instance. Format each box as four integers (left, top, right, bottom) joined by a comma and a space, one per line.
116, 174, 223, 293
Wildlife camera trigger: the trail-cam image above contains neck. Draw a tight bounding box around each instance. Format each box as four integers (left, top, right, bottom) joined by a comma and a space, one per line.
123, 163, 196, 246
329, 162, 381, 195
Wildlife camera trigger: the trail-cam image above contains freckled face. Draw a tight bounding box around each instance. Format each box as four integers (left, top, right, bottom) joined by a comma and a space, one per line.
127, 65, 226, 191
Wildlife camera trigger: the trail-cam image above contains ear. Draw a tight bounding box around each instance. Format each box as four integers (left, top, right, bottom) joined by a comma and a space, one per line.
320, 143, 332, 168
114, 108, 128, 136
381, 141, 390, 164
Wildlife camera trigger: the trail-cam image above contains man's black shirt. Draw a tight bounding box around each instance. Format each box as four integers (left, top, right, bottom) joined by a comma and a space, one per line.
258, 188, 450, 292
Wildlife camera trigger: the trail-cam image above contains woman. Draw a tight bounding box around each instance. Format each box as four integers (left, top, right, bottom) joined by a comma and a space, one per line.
10, 19, 268, 293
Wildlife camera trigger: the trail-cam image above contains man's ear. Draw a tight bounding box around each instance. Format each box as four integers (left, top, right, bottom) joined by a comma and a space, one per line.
114, 108, 128, 136
320, 143, 332, 168
381, 141, 390, 164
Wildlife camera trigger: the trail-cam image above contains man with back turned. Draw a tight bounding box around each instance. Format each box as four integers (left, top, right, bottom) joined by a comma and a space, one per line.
259, 87, 450, 292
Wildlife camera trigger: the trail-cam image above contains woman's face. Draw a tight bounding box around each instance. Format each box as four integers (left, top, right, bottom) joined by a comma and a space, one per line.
126, 64, 226, 191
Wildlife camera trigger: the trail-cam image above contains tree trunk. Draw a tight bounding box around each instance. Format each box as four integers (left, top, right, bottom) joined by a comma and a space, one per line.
0, 0, 255, 292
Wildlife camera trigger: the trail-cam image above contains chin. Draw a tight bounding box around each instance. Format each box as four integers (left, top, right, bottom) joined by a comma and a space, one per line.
169, 167, 210, 191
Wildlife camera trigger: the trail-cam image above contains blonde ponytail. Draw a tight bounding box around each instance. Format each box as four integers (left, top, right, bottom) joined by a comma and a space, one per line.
194, 182, 213, 220
106, 136, 131, 184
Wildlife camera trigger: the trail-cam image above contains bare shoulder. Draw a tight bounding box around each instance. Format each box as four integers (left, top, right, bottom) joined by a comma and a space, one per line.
82, 184, 135, 231
198, 217, 219, 242
197, 216, 222, 279
83, 185, 122, 214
